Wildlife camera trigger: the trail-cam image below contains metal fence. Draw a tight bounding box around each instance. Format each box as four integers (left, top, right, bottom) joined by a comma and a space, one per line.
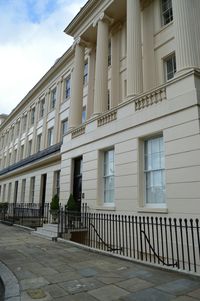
0, 203, 50, 228
58, 210, 200, 275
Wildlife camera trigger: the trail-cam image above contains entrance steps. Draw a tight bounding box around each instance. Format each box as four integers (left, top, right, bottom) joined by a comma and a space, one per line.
32, 223, 58, 239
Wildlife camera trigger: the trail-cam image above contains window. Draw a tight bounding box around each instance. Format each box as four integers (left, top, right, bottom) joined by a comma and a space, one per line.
104, 149, 115, 204
108, 39, 111, 66
40, 98, 45, 118
16, 121, 20, 136
37, 134, 42, 152
23, 114, 27, 131
54, 170, 60, 197
30, 107, 35, 125
61, 119, 68, 140
21, 179, 26, 203
165, 53, 176, 80
8, 153, 12, 165
144, 136, 165, 206
13, 149, 17, 163
10, 127, 14, 140
47, 127, 54, 147
161, 0, 173, 26
107, 90, 110, 111
27, 140, 32, 156
2, 184, 6, 201
82, 107, 86, 123
30, 177, 35, 203
50, 88, 57, 110
8, 183, 12, 203
65, 77, 71, 99
20, 145, 24, 160
83, 61, 88, 85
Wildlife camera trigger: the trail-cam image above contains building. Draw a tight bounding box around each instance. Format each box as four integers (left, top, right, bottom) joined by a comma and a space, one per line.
0, 0, 200, 219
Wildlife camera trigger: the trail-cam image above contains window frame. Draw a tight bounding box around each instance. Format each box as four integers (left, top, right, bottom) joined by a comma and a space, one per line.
61, 119, 68, 140
47, 127, 54, 147
161, 0, 173, 26
29, 176, 35, 203
65, 77, 71, 99
50, 87, 57, 110
21, 179, 26, 203
83, 61, 88, 85
103, 148, 115, 205
164, 53, 176, 81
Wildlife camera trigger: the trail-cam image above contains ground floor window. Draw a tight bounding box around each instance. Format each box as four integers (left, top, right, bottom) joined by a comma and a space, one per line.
54, 170, 60, 198
29, 177, 35, 203
21, 179, 26, 203
144, 136, 165, 206
103, 149, 115, 204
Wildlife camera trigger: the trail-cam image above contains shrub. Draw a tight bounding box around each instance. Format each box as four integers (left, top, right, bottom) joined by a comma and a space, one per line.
66, 194, 77, 211
50, 195, 59, 211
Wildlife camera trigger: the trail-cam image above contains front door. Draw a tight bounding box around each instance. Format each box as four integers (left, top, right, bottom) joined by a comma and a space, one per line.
73, 157, 82, 212
40, 174, 47, 216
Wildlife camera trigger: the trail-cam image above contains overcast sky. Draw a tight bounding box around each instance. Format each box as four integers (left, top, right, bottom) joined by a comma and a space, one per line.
0, 0, 87, 115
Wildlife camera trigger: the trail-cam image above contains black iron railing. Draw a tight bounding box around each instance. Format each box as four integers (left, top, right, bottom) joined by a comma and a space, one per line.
0, 203, 50, 228
58, 210, 200, 275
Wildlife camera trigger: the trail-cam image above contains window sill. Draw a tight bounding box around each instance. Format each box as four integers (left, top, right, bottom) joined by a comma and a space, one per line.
96, 205, 116, 211
137, 207, 168, 214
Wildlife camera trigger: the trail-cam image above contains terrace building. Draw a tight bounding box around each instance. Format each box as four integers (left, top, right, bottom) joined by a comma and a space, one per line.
0, 0, 200, 219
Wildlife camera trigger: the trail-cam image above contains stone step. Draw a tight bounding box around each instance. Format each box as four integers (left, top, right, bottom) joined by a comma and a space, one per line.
33, 223, 58, 239
42, 223, 58, 231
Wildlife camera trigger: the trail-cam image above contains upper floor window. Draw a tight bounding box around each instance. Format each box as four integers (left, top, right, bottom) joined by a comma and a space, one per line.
50, 88, 57, 110
61, 119, 68, 140
82, 107, 86, 123
144, 136, 165, 206
83, 61, 88, 85
40, 98, 45, 118
104, 149, 115, 204
161, 0, 173, 26
16, 121, 20, 136
37, 134, 42, 152
20, 144, 24, 160
23, 114, 27, 131
30, 107, 35, 125
108, 40, 111, 66
27, 139, 32, 156
13, 149, 17, 163
65, 77, 71, 99
47, 127, 54, 147
164, 53, 176, 81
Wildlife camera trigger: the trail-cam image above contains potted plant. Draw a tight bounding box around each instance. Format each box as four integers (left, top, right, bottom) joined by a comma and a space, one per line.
50, 194, 59, 223
65, 194, 77, 228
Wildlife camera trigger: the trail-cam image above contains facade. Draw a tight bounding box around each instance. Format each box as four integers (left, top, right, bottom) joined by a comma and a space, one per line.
0, 0, 200, 219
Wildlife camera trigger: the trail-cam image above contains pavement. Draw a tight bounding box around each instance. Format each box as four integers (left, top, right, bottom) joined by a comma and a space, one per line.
0, 223, 200, 301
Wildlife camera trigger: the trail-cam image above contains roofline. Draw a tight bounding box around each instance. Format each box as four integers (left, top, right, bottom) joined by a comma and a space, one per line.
64, 0, 98, 36
1, 46, 74, 131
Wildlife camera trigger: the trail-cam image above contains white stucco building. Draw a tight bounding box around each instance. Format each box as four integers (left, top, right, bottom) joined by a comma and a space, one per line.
0, 0, 200, 219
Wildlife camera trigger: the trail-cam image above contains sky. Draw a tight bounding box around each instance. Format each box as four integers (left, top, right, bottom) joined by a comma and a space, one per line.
0, 0, 87, 115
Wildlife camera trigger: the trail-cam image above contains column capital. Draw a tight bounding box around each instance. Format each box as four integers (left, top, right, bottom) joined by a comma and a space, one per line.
73, 37, 91, 49
93, 12, 114, 27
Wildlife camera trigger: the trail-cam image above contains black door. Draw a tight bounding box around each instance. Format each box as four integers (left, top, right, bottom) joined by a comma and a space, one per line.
40, 174, 47, 216
73, 157, 82, 212
13, 181, 18, 204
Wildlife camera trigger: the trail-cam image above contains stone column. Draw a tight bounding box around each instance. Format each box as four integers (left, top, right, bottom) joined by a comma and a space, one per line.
53, 78, 62, 144
93, 14, 110, 114
87, 48, 95, 119
127, 0, 143, 96
31, 102, 39, 154
69, 39, 85, 129
111, 24, 121, 107
172, 0, 200, 73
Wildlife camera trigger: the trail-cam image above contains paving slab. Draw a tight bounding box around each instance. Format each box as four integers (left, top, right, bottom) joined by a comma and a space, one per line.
0, 223, 200, 301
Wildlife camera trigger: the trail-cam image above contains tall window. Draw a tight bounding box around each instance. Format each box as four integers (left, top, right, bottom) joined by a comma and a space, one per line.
54, 170, 60, 197
30, 107, 35, 125
13, 149, 17, 163
30, 177, 35, 203
144, 136, 165, 206
65, 77, 71, 99
23, 114, 27, 131
83, 61, 88, 85
165, 53, 176, 80
40, 98, 45, 118
82, 107, 86, 123
61, 119, 68, 140
27, 140, 32, 156
2, 184, 6, 201
37, 134, 42, 152
16, 121, 20, 136
161, 0, 173, 26
20, 145, 24, 160
21, 179, 26, 203
104, 149, 115, 204
8, 183, 12, 203
50, 88, 57, 110
108, 40, 111, 66
47, 127, 54, 147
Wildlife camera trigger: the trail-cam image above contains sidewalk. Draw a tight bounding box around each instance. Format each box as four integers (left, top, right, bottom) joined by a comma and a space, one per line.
0, 223, 200, 301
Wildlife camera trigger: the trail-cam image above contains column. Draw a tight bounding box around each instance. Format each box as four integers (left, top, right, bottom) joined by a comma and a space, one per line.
86, 48, 95, 119
111, 24, 121, 107
127, 0, 143, 96
93, 14, 109, 114
172, 0, 200, 73
31, 102, 39, 154
53, 79, 62, 144
69, 40, 85, 129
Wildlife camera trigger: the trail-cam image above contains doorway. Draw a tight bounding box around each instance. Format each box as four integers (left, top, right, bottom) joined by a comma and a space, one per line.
40, 174, 47, 216
73, 157, 82, 212
13, 181, 18, 204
